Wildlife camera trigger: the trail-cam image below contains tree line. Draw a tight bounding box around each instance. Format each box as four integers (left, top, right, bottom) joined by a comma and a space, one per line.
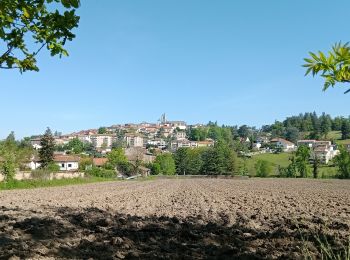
263, 112, 350, 141
150, 141, 239, 176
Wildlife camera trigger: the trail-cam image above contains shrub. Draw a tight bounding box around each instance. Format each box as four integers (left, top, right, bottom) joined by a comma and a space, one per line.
150, 162, 161, 175
86, 167, 116, 178
31, 168, 51, 180
117, 162, 134, 177
79, 158, 93, 171
47, 162, 60, 172
255, 160, 272, 177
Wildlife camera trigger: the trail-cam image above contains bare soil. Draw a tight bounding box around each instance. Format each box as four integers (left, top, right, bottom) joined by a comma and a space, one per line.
0, 178, 349, 259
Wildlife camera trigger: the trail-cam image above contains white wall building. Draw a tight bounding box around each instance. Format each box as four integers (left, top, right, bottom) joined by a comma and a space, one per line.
54, 155, 80, 171
91, 135, 116, 148
125, 134, 144, 147
270, 138, 295, 152
297, 140, 316, 148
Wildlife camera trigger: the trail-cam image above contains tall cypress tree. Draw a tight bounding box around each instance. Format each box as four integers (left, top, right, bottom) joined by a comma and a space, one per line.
39, 128, 55, 168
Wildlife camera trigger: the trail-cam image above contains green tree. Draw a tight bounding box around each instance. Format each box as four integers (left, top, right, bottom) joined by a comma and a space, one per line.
154, 153, 175, 175
66, 138, 84, 154
312, 155, 320, 179
0, 133, 18, 181
174, 147, 205, 175
0, 0, 80, 72
188, 127, 207, 141
286, 156, 298, 178
285, 127, 300, 144
107, 148, 128, 168
238, 125, 250, 138
174, 147, 189, 175
150, 162, 161, 175
332, 116, 344, 131
187, 148, 204, 175
255, 160, 272, 177
39, 127, 55, 168
201, 141, 238, 175
341, 119, 350, 140
98, 127, 107, 134
334, 146, 350, 179
1, 151, 16, 181
320, 113, 332, 138
303, 42, 350, 94
238, 158, 249, 176
295, 145, 310, 178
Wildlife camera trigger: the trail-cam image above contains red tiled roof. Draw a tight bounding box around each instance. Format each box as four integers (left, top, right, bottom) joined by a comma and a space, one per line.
93, 158, 108, 166
53, 155, 80, 162
270, 138, 294, 145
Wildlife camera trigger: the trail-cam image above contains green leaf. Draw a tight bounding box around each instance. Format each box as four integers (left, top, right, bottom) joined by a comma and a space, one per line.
22, 7, 30, 18
309, 52, 319, 61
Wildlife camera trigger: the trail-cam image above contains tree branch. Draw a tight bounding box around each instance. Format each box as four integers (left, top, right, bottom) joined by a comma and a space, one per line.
33, 42, 47, 56
0, 46, 14, 60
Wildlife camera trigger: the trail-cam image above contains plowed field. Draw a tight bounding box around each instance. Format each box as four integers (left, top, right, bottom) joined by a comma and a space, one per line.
0, 178, 349, 259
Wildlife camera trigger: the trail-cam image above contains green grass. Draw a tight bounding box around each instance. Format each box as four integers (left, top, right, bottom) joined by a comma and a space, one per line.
325, 131, 350, 146
245, 152, 339, 178
244, 153, 291, 175
327, 131, 342, 140
0, 176, 117, 191
253, 153, 291, 167
337, 139, 350, 145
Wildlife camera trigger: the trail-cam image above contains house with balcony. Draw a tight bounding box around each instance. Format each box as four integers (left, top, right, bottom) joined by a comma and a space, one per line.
270, 138, 295, 152
90, 134, 116, 149
125, 134, 144, 147
313, 146, 339, 164
297, 140, 316, 148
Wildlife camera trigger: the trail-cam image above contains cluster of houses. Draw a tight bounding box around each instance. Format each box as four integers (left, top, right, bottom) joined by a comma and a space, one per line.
296, 140, 339, 163
25, 137, 343, 173
25, 114, 348, 172
30, 115, 215, 158
253, 137, 340, 164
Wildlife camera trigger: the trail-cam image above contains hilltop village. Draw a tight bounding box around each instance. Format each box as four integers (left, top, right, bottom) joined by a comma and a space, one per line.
23, 113, 350, 175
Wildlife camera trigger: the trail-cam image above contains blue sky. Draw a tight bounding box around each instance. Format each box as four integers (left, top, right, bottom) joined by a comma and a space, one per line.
1, 0, 350, 139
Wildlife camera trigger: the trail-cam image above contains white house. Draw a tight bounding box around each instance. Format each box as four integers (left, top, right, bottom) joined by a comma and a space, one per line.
54, 155, 80, 171
313, 146, 339, 164
175, 131, 186, 140
26, 155, 80, 171
270, 138, 295, 152
147, 138, 167, 148
168, 121, 187, 130
171, 139, 198, 150
197, 139, 215, 147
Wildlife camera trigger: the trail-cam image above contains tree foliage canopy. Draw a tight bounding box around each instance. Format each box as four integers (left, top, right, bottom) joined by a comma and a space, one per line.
0, 0, 80, 72
304, 42, 350, 94
154, 153, 176, 175
39, 127, 55, 168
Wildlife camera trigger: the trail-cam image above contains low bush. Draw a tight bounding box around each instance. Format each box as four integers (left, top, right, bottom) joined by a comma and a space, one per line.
86, 167, 116, 178
255, 160, 273, 177
31, 169, 51, 180
47, 162, 60, 172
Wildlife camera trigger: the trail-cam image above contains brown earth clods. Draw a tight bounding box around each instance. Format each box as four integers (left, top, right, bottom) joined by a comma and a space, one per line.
0, 178, 349, 259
